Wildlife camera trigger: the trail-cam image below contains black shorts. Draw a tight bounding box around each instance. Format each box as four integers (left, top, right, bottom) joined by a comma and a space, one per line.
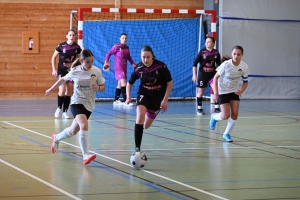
197, 73, 214, 88
218, 92, 240, 105
136, 93, 162, 112
70, 104, 92, 119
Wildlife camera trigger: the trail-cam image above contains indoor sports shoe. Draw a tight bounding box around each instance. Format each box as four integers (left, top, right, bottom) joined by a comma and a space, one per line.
197, 109, 205, 115
83, 154, 96, 165
134, 147, 140, 152
214, 108, 221, 113
209, 113, 218, 130
223, 134, 233, 142
54, 108, 62, 118
124, 102, 134, 106
62, 112, 71, 119
113, 100, 123, 105
51, 133, 59, 153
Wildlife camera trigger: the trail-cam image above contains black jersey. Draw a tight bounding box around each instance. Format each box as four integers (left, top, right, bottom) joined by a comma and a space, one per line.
193, 48, 221, 75
128, 59, 172, 98
55, 42, 82, 74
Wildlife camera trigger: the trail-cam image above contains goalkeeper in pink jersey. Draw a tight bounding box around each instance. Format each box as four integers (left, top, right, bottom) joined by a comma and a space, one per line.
103, 33, 136, 105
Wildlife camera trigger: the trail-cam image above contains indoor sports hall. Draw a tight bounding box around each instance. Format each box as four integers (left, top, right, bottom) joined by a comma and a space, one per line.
0, 0, 299, 200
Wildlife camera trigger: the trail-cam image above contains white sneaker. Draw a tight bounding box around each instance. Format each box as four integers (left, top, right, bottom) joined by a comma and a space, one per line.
113, 100, 123, 105
124, 102, 134, 106
62, 112, 71, 119
54, 108, 62, 118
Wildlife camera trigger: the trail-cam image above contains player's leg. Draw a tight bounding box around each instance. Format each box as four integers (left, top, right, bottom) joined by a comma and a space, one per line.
51, 115, 80, 153
54, 80, 65, 118
209, 79, 220, 113
133, 94, 149, 152
119, 78, 128, 103
209, 93, 230, 130
62, 80, 73, 119
196, 87, 205, 115
196, 76, 208, 115
72, 104, 95, 164
223, 94, 240, 142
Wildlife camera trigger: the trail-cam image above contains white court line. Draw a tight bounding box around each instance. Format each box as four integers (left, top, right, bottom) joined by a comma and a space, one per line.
2, 114, 300, 123
93, 146, 300, 152
3, 121, 228, 200
0, 158, 81, 200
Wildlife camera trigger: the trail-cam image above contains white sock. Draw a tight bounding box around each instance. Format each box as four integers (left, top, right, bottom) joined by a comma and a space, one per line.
55, 128, 72, 142
78, 130, 89, 160
213, 113, 223, 121
224, 118, 236, 135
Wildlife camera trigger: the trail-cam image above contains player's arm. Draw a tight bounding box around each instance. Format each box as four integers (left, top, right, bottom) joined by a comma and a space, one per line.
45, 76, 67, 96
51, 51, 59, 77
161, 80, 173, 113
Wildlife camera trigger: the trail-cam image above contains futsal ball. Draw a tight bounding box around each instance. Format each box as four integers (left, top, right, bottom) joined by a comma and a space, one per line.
130, 152, 147, 169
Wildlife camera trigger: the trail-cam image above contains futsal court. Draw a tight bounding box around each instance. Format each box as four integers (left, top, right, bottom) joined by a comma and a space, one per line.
0, 98, 299, 200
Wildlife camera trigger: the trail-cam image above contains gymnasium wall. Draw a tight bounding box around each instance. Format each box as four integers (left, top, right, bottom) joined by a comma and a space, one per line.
219, 0, 300, 99
0, 0, 204, 98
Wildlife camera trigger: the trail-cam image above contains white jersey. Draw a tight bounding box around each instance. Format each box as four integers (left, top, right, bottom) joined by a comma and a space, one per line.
65, 65, 105, 112
216, 59, 249, 95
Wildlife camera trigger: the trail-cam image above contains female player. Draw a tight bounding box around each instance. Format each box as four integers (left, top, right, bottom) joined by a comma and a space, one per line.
192, 36, 221, 115
126, 45, 173, 152
103, 33, 136, 105
209, 45, 249, 142
46, 49, 105, 165
51, 30, 82, 118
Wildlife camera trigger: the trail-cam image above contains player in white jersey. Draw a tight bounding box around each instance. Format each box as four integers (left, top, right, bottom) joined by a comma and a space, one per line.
209, 45, 249, 142
46, 49, 106, 165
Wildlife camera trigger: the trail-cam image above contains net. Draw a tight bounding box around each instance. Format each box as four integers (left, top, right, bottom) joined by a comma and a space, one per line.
72, 8, 216, 100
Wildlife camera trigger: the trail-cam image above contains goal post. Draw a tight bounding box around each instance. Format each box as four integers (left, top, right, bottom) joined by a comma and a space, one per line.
73, 7, 216, 100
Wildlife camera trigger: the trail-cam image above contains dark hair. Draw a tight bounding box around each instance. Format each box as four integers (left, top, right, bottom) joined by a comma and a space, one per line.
120, 33, 127, 37
67, 29, 76, 35
221, 55, 231, 63
71, 49, 94, 68
232, 45, 244, 54
141, 45, 155, 58
206, 36, 215, 43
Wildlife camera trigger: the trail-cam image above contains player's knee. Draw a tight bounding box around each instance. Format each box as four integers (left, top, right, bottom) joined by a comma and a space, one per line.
221, 113, 230, 120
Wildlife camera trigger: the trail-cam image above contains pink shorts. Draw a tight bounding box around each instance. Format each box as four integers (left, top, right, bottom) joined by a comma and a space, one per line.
115, 69, 126, 80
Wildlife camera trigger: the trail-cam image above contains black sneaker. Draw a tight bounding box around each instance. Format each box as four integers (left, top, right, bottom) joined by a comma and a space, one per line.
197, 109, 205, 115
215, 108, 221, 113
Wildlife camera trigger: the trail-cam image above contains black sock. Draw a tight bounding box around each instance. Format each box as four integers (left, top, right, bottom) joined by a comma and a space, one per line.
114, 88, 121, 101
63, 96, 71, 112
215, 102, 220, 109
197, 97, 202, 109
57, 95, 64, 109
134, 124, 144, 149
121, 86, 126, 102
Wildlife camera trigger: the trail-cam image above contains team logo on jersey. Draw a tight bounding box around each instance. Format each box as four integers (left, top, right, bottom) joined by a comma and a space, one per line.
90, 74, 97, 82
63, 48, 66, 53
238, 69, 243, 75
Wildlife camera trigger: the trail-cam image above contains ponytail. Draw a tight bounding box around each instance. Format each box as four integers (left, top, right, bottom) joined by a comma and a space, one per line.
71, 58, 81, 68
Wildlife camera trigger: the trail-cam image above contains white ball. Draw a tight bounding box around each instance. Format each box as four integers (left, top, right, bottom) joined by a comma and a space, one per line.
130, 152, 147, 169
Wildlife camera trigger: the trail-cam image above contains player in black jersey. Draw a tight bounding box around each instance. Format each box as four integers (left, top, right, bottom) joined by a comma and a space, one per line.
192, 36, 221, 115
126, 46, 173, 152
51, 30, 82, 119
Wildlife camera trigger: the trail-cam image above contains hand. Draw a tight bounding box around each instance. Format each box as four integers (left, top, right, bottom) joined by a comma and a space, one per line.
125, 97, 131, 104
90, 83, 99, 91
103, 61, 110, 72
52, 70, 57, 77
192, 74, 197, 83
45, 88, 53, 96
235, 90, 242, 95
132, 64, 136, 68
160, 100, 168, 113
213, 94, 219, 102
